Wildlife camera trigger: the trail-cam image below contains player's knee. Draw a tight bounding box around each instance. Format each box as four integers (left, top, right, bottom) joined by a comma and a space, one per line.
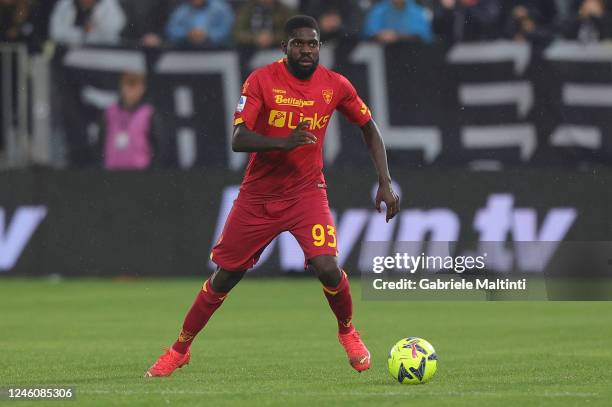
311, 257, 342, 286
211, 268, 245, 293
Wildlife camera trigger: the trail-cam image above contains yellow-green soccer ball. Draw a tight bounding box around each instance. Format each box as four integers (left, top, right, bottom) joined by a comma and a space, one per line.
388, 337, 438, 384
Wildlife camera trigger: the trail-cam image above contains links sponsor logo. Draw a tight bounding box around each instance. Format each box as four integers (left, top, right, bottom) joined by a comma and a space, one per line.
268, 110, 331, 130
274, 95, 314, 108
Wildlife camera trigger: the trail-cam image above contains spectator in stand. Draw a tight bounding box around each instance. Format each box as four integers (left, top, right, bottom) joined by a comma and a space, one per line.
233, 0, 294, 49
28, 0, 60, 45
432, 0, 502, 43
50, 0, 126, 45
503, 0, 558, 44
121, 0, 177, 47
564, 0, 612, 41
101, 72, 168, 170
0, 0, 33, 154
362, 0, 433, 43
0, 0, 33, 42
165, 0, 234, 47
299, 0, 363, 41
554, 0, 573, 22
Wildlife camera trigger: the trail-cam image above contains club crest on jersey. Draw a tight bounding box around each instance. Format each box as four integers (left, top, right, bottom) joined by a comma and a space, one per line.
322, 89, 333, 104
236, 95, 247, 112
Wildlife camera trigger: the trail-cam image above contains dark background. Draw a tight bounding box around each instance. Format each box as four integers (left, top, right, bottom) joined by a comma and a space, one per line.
2, 168, 611, 276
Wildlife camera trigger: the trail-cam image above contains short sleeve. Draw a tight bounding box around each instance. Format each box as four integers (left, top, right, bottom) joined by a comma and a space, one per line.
336, 75, 372, 127
233, 71, 264, 129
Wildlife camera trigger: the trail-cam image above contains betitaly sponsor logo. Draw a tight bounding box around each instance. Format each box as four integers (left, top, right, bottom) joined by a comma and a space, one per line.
274, 95, 315, 108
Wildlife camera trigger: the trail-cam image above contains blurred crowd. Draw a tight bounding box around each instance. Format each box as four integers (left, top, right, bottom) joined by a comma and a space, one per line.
2, 0, 612, 49
3, 0, 612, 170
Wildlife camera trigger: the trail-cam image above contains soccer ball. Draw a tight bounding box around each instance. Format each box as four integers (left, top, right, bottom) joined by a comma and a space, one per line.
388, 337, 438, 384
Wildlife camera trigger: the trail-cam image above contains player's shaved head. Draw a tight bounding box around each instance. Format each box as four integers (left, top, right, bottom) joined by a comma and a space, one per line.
284, 15, 320, 38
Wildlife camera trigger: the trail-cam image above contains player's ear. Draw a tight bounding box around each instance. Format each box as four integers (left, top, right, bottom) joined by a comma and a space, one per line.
281, 41, 287, 55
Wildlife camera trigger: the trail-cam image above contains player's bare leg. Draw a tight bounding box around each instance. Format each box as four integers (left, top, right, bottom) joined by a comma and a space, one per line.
145, 268, 245, 377
209, 267, 246, 292
310, 255, 371, 372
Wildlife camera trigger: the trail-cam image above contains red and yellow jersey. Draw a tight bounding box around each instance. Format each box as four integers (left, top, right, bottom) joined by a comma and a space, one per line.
233, 59, 372, 201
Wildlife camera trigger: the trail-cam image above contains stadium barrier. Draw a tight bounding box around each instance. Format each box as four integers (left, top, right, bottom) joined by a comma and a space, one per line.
52, 40, 612, 169
1, 169, 611, 277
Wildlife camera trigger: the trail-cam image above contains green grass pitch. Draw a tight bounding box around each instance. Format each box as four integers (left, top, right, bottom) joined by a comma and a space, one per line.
1, 278, 611, 406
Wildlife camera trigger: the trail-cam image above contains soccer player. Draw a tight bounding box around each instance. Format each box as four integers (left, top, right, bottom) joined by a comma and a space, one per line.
146, 15, 400, 377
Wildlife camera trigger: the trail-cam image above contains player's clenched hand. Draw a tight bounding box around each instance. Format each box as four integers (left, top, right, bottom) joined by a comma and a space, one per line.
375, 181, 400, 223
281, 121, 317, 151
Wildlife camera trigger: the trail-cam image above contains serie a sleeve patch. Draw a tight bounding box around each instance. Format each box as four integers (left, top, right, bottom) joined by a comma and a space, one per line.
236, 95, 247, 112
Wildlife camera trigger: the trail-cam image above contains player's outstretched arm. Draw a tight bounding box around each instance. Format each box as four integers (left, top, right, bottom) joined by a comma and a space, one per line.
361, 119, 400, 222
232, 122, 317, 152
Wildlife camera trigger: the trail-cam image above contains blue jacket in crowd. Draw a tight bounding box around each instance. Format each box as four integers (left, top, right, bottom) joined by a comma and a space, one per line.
165, 0, 234, 47
362, 0, 433, 43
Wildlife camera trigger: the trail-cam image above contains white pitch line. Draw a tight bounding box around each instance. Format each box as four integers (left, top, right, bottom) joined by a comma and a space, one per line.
79, 389, 600, 398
